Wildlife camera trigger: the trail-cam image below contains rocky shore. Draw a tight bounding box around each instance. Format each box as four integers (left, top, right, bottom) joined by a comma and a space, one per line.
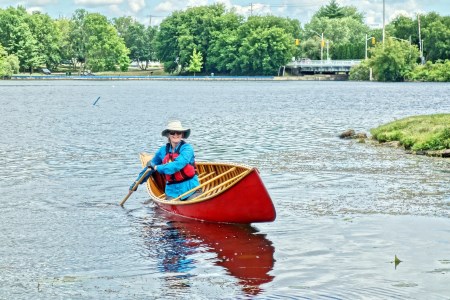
339, 129, 450, 158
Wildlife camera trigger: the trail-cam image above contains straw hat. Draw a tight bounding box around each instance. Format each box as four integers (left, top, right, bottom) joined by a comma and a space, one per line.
161, 120, 191, 139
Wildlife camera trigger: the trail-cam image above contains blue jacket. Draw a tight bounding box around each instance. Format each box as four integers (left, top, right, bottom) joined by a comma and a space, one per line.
151, 142, 200, 200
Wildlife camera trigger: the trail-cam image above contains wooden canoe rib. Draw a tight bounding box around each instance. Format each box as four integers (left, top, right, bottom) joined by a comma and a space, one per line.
139, 152, 276, 224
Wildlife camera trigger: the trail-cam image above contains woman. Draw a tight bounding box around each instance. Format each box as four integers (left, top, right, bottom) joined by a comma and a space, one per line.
130, 120, 201, 200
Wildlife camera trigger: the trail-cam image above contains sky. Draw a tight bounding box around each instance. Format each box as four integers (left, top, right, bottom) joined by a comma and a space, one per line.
1, 0, 449, 28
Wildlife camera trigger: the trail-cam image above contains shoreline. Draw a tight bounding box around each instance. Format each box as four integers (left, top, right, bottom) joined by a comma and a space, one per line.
7, 74, 349, 81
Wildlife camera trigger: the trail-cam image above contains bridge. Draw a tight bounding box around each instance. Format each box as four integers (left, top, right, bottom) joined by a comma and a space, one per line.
284, 59, 362, 75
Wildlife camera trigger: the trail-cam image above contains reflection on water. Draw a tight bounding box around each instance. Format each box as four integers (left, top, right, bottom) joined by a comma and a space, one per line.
139, 208, 275, 296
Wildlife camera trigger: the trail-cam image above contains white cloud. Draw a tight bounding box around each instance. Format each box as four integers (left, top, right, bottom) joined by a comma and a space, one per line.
28, 0, 58, 4
154, 1, 180, 13
128, 0, 145, 13
74, 0, 123, 6
26, 6, 44, 13
109, 4, 123, 14
187, 0, 208, 6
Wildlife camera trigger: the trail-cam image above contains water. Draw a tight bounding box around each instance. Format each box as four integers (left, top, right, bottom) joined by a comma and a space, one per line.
0, 80, 449, 299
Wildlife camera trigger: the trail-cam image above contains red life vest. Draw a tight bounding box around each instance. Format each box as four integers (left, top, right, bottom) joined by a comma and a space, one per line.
163, 141, 196, 184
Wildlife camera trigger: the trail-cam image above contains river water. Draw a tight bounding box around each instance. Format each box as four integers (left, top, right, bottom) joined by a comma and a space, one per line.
0, 80, 449, 299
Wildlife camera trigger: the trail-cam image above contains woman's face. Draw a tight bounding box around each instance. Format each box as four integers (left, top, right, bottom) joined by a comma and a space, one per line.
168, 131, 183, 144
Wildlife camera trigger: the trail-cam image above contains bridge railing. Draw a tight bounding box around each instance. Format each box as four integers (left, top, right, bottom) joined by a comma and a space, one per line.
287, 60, 362, 67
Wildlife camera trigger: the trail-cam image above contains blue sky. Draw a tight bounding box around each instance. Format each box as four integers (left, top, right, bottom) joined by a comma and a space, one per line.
1, 0, 449, 27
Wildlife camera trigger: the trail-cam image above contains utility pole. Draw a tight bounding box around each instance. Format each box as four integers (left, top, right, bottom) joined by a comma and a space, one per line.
417, 13, 424, 64
146, 15, 164, 26
321, 32, 324, 61
365, 34, 368, 59
146, 15, 153, 26
250, 3, 253, 16
311, 30, 324, 61
382, 0, 385, 45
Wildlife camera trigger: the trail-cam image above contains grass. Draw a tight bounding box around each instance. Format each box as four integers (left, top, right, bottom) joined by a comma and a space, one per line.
370, 114, 450, 151
95, 67, 168, 76
15, 65, 169, 77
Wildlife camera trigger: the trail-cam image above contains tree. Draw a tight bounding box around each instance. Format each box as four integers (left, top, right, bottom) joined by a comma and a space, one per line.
303, 2, 369, 60
314, 0, 363, 22
27, 12, 62, 69
69, 10, 129, 72
407, 60, 450, 82
304, 16, 369, 59
369, 38, 420, 81
155, 4, 243, 74
0, 6, 44, 72
349, 59, 370, 80
0, 43, 19, 77
315, 0, 344, 19
54, 18, 74, 67
218, 15, 299, 75
69, 9, 89, 71
422, 19, 450, 62
386, 15, 415, 40
232, 17, 296, 75
114, 17, 158, 70
207, 27, 240, 74
188, 48, 203, 75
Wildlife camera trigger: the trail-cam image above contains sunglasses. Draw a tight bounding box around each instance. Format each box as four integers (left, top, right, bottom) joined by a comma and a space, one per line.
169, 131, 183, 136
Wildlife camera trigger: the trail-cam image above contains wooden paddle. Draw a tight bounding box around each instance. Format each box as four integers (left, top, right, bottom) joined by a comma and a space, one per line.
120, 167, 154, 206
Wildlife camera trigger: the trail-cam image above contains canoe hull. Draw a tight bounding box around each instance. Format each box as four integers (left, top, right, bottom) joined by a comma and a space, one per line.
152, 169, 275, 223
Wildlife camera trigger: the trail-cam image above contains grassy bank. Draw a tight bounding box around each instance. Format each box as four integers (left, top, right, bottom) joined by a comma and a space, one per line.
370, 114, 450, 152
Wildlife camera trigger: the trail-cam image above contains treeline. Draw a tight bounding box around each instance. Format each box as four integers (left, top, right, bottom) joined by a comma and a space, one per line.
350, 11, 450, 82
1, 0, 449, 79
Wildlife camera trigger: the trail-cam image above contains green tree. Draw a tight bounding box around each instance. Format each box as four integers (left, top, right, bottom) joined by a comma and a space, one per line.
0, 43, 19, 77
369, 38, 420, 81
406, 60, 450, 82
27, 11, 62, 69
207, 26, 240, 74
386, 15, 415, 41
422, 19, 450, 62
54, 18, 74, 66
188, 48, 203, 75
69, 9, 89, 71
114, 17, 157, 70
155, 4, 243, 74
0, 6, 44, 72
349, 59, 370, 80
304, 2, 369, 60
315, 0, 344, 19
314, 0, 363, 22
232, 16, 296, 75
69, 10, 129, 72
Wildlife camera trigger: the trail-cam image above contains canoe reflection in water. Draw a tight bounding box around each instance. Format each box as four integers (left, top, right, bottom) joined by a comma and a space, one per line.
141, 209, 275, 296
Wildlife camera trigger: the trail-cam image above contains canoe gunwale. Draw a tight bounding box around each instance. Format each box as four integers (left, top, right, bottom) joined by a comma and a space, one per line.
139, 152, 256, 206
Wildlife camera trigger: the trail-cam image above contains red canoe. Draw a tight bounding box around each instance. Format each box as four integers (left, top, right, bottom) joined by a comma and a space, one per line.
139, 152, 276, 224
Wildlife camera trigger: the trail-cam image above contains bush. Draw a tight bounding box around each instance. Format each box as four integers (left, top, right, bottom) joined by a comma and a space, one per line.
406, 60, 450, 82
349, 60, 370, 80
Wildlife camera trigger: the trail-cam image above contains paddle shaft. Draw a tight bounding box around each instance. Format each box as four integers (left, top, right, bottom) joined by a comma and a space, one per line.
120, 167, 153, 206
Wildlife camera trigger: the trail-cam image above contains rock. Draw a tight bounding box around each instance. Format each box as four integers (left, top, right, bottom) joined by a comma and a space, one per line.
354, 132, 367, 139
382, 141, 401, 148
443, 150, 450, 157
339, 129, 355, 139
425, 149, 450, 158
